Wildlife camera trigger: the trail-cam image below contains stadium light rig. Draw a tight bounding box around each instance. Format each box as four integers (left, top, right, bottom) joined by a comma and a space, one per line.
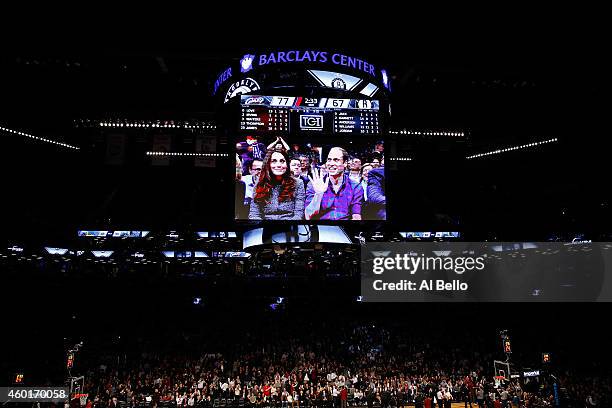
389, 129, 466, 137
466, 138, 558, 159
87, 120, 216, 129
146, 151, 229, 157
0, 125, 80, 150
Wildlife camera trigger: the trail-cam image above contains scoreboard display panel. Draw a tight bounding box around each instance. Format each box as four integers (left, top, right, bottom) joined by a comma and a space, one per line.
240, 95, 380, 134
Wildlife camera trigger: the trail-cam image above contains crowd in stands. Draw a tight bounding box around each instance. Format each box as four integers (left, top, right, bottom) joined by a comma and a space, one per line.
68, 323, 609, 408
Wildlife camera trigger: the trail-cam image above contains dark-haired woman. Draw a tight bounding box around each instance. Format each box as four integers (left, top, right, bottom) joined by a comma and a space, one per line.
249, 139, 305, 220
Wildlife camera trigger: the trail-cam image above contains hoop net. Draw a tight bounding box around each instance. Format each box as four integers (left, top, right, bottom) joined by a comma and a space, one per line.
74, 393, 88, 406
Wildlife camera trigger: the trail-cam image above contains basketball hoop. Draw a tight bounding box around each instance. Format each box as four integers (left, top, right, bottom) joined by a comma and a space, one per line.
73, 393, 88, 406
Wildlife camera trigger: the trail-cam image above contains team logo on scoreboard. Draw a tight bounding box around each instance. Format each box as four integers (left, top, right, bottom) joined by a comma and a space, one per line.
331, 78, 347, 89
307, 70, 362, 91
300, 115, 323, 130
240, 54, 255, 73
224, 78, 261, 103
244, 96, 265, 105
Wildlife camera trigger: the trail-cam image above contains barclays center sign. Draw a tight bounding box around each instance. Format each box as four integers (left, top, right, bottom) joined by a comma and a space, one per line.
213, 49, 390, 96
246, 50, 378, 77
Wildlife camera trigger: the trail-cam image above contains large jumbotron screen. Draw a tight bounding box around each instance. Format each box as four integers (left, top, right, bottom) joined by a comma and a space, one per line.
235, 95, 386, 222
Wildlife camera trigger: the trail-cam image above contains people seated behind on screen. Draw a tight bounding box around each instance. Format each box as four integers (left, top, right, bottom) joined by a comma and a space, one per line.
305, 147, 363, 221
235, 154, 249, 219
319, 162, 328, 178
298, 154, 313, 178
360, 164, 373, 201
290, 158, 309, 189
291, 143, 302, 154
366, 166, 386, 220
249, 138, 305, 221
374, 140, 384, 154
236, 135, 266, 174
348, 156, 362, 184
358, 163, 374, 218
241, 158, 263, 204
368, 150, 383, 168
370, 156, 381, 169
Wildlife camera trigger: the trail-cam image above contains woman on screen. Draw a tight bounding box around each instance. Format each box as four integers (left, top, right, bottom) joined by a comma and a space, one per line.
249, 137, 305, 220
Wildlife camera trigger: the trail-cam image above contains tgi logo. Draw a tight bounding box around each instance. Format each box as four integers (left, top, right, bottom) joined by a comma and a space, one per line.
300, 114, 323, 130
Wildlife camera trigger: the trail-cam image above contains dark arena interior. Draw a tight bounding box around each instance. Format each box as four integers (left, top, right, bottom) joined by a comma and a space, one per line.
1, 37, 610, 408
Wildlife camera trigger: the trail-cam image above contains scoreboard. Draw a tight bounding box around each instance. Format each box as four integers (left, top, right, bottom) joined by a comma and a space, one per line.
240, 95, 380, 134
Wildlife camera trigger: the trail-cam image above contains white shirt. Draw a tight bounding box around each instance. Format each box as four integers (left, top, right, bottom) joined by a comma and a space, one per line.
361, 180, 368, 201
241, 175, 257, 200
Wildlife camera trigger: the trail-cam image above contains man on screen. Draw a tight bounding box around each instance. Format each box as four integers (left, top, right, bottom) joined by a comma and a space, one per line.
290, 157, 309, 188
305, 147, 363, 221
236, 135, 266, 174
366, 167, 386, 220
348, 156, 362, 184
299, 154, 312, 178
241, 159, 263, 203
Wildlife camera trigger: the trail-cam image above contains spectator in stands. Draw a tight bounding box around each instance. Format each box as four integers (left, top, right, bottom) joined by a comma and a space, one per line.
443, 389, 452, 408
437, 389, 444, 408
586, 394, 597, 407
476, 385, 484, 408
499, 388, 508, 408
340, 386, 348, 408
461, 382, 473, 408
